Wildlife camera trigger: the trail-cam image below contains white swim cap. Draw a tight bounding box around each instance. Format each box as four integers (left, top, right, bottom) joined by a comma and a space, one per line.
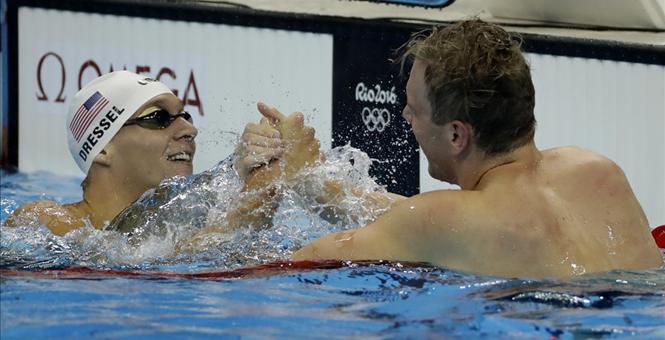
66, 71, 173, 174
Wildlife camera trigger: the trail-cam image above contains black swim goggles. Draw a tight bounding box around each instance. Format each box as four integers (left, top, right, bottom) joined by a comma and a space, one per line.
123, 109, 193, 129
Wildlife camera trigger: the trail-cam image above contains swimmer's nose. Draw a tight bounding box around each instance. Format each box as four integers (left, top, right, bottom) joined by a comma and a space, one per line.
173, 117, 198, 141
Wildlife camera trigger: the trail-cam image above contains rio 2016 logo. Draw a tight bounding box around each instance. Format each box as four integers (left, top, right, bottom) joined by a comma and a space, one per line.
355, 82, 397, 133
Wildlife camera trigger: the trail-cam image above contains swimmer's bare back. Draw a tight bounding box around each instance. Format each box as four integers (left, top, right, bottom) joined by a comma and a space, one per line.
295, 146, 662, 278
456, 146, 662, 276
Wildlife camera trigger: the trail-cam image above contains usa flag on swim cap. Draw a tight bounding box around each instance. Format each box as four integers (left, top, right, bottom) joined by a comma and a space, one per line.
69, 91, 110, 142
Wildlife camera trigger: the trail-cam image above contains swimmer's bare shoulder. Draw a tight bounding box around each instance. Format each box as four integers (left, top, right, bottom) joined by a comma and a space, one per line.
544, 146, 648, 213
545, 146, 662, 266
4, 200, 85, 236
544, 145, 625, 176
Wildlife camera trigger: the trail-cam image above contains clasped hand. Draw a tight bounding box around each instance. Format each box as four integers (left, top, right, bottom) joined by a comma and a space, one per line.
234, 102, 321, 181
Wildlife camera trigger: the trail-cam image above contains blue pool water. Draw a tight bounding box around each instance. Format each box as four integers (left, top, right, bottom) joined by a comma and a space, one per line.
1, 167, 664, 339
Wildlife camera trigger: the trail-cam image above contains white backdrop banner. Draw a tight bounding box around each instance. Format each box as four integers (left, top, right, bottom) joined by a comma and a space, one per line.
18, 7, 333, 176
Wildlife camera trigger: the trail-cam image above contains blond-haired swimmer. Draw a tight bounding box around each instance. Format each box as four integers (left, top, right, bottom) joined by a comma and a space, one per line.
286, 20, 662, 278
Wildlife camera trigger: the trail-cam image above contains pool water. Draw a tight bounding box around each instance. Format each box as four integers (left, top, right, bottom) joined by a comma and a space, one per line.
1, 155, 664, 338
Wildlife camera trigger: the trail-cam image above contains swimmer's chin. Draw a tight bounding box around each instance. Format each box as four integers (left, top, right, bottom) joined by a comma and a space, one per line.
166, 160, 194, 177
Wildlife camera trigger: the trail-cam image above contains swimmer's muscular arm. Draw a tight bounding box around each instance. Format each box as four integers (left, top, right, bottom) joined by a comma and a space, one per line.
3, 200, 84, 236
293, 191, 472, 265
313, 180, 405, 221
225, 162, 405, 228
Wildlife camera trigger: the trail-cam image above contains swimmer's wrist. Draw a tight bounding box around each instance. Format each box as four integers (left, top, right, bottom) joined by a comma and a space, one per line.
244, 159, 282, 189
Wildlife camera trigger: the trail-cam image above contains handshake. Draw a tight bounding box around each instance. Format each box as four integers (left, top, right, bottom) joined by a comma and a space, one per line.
234, 102, 322, 187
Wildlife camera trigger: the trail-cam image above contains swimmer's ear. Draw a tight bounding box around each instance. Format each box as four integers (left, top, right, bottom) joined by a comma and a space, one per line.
448, 120, 472, 154
92, 149, 112, 167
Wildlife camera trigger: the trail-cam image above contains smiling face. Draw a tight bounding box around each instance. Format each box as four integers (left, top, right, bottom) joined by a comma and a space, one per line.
403, 59, 456, 182
103, 93, 197, 193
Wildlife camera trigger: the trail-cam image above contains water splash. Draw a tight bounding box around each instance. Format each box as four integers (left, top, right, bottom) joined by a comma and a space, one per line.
1, 146, 386, 271
560, 252, 588, 276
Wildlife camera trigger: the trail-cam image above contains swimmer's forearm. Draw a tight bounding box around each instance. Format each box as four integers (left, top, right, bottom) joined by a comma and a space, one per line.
232, 151, 322, 228
361, 191, 405, 211
186, 186, 277, 249
225, 186, 278, 229
221, 161, 284, 229
243, 160, 282, 190
323, 180, 404, 205
313, 181, 404, 219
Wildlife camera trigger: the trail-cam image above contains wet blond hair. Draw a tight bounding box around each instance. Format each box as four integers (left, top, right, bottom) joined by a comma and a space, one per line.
399, 19, 536, 155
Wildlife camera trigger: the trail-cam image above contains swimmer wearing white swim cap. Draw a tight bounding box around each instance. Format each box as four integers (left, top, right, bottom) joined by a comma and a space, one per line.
5, 71, 289, 235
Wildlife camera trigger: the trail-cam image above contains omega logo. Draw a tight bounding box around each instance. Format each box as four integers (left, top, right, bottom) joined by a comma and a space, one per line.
35, 51, 205, 116
36, 52, 67, 103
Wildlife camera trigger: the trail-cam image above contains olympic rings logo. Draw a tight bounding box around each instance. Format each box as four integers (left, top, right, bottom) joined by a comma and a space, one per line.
361, 107, 391, 132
